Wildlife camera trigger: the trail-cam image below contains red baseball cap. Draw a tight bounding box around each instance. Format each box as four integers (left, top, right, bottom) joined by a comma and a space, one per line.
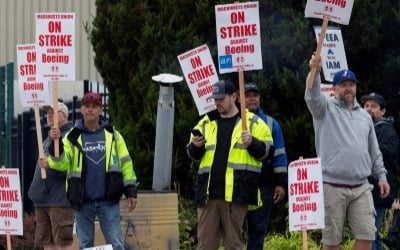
81, 92, 102, 106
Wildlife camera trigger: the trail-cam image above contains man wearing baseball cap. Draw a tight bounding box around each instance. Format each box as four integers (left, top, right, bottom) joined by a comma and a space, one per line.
305, 55, 390, 250
41, 92, 138, 250
187, 80, 274, 250
244, 82, 288, 250
361, 92, 399, 250
28, 101, 74, 249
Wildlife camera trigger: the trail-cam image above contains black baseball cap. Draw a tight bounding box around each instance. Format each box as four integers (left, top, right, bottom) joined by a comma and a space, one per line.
361, 92, 386, 108
210, 80, 236, 99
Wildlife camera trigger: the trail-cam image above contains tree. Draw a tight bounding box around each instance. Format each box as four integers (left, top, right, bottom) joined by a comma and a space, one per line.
89, 0, 400, 201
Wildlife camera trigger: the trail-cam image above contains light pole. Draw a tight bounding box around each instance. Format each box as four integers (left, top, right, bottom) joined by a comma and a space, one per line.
151, 73, 183, 191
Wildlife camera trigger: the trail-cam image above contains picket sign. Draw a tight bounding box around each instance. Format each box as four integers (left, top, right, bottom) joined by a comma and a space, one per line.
305, 0, 355, 88
35, 13, 76, 157
288, 157, 325, 250
177, 44, 218, 116
0, 168, 24, 248
215, 0, 263, 129
16, 44, 51, 178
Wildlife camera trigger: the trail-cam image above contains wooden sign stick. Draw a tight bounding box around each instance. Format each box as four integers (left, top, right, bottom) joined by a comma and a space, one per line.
298, 156, 308, 250
302, 229, 308, 250
238, 70, 247, 130
34, 105, 46, 179
307, 18, 328, 89
52, 81, 60, 157
6, 233, 11, 250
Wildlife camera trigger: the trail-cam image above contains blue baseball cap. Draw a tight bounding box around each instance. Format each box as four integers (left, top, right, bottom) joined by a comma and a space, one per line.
333, 69, 358, 86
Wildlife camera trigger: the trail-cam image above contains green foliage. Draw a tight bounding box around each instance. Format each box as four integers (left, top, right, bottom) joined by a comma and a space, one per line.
178, 197, 197, 250
264, 231, 321, 250
88, 1, 400, 246
90, 0, 400, 191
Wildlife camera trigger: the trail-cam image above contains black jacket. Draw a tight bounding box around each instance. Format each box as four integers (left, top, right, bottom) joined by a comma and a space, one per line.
368, 117, 399, 208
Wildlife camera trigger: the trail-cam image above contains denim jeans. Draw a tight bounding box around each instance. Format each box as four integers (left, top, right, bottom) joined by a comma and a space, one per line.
372, 206, 386, 250
75, 200, 124, 250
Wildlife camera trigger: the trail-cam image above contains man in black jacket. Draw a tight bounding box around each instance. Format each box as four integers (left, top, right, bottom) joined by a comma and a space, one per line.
362, 92, 399, 250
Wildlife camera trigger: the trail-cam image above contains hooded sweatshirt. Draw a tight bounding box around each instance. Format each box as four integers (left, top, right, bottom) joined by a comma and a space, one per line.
75, 119, 108, 201
304, 74, 387, 185
28, 122, 73, 207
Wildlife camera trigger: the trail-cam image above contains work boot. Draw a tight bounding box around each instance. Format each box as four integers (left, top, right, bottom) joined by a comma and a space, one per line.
382, 210, 400, 250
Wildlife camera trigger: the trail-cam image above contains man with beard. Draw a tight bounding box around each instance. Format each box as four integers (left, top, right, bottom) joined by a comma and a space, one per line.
305, 55, 390, 250
187, 80, 274, 250
361, 92, 399, 250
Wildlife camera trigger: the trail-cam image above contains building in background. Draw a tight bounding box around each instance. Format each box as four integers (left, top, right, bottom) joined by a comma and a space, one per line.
0, 0, 102, 115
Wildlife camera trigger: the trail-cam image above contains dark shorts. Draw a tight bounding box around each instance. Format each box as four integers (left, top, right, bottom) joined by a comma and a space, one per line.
35, 207, 74, 246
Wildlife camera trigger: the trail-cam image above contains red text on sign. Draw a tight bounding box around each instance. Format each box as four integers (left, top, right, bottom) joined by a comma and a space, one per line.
27, 52, 36, 63
220, 24, 257, 39
292, 202, 317, 212
23, 82, 44, 91
197, 84, 213, 98
38, 34, 72, 47
0, 177, 9, 188
48, 21, 61, 33
316, 0, 346, 8
225, 44, 254, 54
191, 56, 202, 69
290, 181, 319, 195
19, 65, 36, 76
188, 65, 215, 84
0, 190, 19, 201
41, 54, 69, 64
231, 12, 245, 24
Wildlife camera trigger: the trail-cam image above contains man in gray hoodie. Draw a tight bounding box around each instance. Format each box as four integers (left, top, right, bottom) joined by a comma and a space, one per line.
28, 102, 74, 250
304, 55, 390, 250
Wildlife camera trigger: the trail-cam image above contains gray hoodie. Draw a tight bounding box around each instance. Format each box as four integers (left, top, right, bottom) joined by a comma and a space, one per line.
304, 74, 387, 185
28, 122, 73, 207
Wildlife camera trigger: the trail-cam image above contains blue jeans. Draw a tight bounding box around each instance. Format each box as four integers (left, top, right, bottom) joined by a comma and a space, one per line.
373, 206, 386, 250
75, 200, 124, 250
246, 185, 273, 250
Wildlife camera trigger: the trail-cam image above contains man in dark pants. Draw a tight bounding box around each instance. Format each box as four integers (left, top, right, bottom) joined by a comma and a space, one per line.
244, 82, 288, 250
362, 92, 399, 250
187, 80, 274, 250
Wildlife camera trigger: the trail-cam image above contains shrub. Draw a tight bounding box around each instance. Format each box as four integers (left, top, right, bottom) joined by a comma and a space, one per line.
264, 231, 321, 250
178, 197, 197, 250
